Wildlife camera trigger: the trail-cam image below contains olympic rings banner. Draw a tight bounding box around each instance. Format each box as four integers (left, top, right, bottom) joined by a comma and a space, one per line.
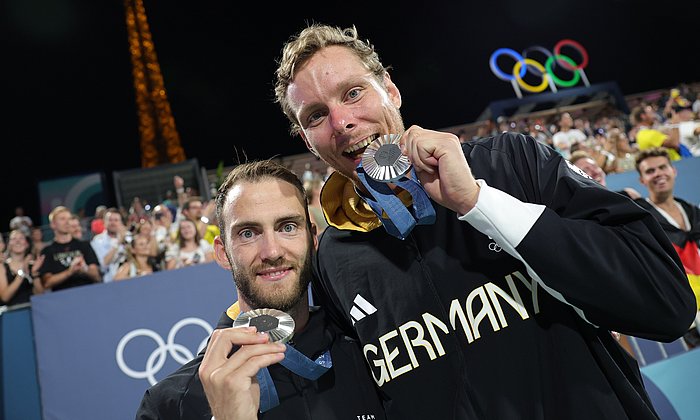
489, 39, 591, 98
30, 262, 235, 420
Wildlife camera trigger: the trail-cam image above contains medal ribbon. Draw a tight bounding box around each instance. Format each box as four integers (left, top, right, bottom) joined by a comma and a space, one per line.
256, 346, 333, 412
356, 162, 436, 240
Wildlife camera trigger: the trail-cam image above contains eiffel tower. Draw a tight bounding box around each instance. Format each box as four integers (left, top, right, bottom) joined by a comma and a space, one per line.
124, 0, 186, 168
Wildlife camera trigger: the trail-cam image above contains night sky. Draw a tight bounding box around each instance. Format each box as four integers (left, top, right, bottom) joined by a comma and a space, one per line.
3, 0, 698, 226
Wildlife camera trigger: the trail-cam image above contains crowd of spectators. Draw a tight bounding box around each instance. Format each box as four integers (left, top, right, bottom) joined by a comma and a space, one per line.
460, 83, 700, 175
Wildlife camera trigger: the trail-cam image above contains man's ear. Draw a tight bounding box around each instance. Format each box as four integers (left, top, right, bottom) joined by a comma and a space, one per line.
300, 132, 319, 157
213, 236, 231, 270
310, 223, 318, 249
384, 73, 402, 108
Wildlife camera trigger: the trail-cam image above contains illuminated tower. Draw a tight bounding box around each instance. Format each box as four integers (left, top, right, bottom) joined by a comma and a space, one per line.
124, 0, 186, 167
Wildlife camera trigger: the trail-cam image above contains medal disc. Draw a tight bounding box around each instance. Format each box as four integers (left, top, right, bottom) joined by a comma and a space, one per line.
361, 133, 411, 182
233, 308, 295, 343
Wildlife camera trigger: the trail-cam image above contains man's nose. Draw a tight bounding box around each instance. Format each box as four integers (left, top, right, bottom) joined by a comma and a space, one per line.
329, 106, 355, 134
259, 233, 282, 262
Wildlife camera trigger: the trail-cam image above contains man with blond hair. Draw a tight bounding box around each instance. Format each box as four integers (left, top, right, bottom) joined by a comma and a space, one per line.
40, 206, 101, 291
272, 23, 695, 419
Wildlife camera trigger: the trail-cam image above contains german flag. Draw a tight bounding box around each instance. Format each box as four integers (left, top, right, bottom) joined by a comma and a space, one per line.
672, 241, 700, 311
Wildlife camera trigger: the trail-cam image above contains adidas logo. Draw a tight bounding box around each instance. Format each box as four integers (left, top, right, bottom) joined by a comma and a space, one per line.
350, 294, 377, 325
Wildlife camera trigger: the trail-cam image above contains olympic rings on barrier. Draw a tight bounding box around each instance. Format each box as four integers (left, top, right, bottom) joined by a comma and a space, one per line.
116, 317, 213, 385
489, 40, 590, 98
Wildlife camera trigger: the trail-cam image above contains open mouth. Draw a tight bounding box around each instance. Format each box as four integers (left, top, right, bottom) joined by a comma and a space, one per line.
257, 267, 291, 281
342, 134, 379, 160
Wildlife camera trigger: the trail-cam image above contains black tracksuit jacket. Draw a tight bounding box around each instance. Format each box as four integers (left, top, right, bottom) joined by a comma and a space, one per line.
312, 132, 696, 420
136, 307, 386, 419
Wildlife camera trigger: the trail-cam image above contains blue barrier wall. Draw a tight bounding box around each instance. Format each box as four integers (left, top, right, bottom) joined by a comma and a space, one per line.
641, 349, 700, 420
28, 262, 235, 420
1, 305, 42, 420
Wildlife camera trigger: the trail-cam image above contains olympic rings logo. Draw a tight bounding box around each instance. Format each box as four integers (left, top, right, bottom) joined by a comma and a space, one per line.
116, 317, 213, 385
489, 40, 590, 98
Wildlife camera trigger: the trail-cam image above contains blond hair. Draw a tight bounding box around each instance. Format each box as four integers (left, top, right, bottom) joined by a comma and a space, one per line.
274, 23, 387, 136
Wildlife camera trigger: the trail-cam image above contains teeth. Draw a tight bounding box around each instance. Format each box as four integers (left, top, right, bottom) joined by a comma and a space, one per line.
262, 270, 286, 276
344, 135, 378, 154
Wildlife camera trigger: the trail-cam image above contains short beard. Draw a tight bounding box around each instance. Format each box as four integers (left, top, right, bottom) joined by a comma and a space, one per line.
230, 238, 313, 313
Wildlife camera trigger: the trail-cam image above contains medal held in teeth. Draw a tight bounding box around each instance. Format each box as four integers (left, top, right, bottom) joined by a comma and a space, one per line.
361, 133, 411, 183
233, 308, 295, 343
356, 132, 436, 240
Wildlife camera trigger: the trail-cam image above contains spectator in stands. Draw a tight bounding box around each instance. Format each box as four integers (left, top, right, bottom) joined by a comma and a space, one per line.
569, 150, 641, 199
630, 104, 682, 160
605, 128, 638, 173
160, 177, 183, 220
0, 229, 45, 306
570, 136, 616, 174
90, 205, 107, 236
633, 147, 700, 346
30, 227, 47, 259
303, 175, 328, 241
39, 206, 101, 292
69, 214, 84, 240
9, 206, 33, 237
200, 199, 221, 245
172, 175, 190, 208
113, 234, 161, 280
127, 196, 149, 227
134, 218, 159, 258
164, 218, 214, 270
574, 116, 594, 137
176, 196, 220, 246
569, 150, 607, 186
90, 207, 129, 283
552, 112, 587, 159
668, 99, 700, 157
526, 120, 552, 146
151, 203, 174, 263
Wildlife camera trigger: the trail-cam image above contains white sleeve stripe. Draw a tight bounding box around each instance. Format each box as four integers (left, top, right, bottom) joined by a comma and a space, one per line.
458, 179, 597, 327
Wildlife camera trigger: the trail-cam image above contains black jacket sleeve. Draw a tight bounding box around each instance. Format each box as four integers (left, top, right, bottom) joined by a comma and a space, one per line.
483, 133, 696, 341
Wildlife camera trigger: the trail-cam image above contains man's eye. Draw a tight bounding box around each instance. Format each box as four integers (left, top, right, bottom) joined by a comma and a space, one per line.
282, 223, 297, 233
347, 88, 360, 100
239, 230, 254, 240
308, 110, 325, 125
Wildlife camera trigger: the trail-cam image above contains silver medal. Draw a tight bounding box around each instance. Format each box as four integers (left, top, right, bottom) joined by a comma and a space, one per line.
361, 133, 411, 182
233, 308, 295, 343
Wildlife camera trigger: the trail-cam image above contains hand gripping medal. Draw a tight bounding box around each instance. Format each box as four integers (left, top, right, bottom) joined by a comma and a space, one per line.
233, 308, 332, 413
357, 133, 436, 240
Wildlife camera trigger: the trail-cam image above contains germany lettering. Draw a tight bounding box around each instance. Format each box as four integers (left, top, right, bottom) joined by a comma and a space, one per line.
362, 270, 539, 386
